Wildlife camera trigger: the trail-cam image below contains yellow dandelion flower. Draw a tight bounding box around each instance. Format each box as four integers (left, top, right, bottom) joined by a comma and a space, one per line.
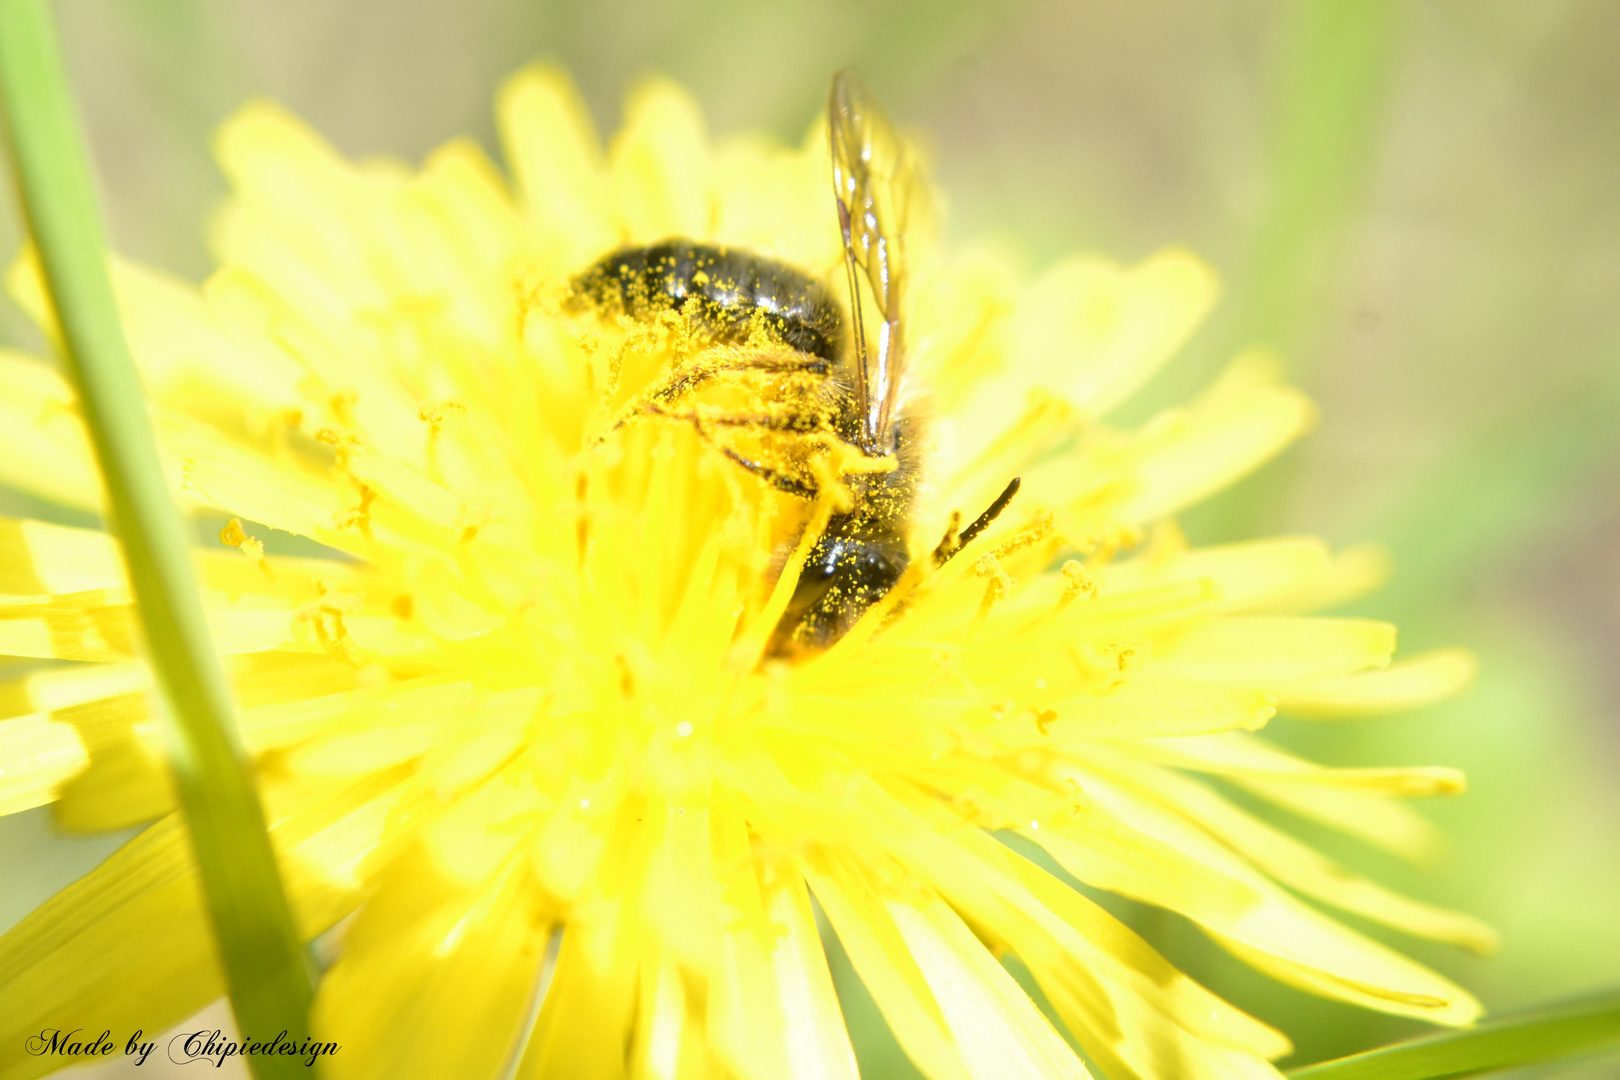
0, 66, 1492, 1080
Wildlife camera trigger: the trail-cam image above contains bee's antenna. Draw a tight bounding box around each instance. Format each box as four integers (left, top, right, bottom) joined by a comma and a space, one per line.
934, 477, 1021, 566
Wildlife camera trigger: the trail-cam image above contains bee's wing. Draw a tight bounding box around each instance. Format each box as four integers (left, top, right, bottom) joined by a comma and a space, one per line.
828, 69, 921, 450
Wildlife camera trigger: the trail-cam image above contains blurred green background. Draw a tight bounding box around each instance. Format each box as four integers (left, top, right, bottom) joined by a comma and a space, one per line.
2, 1, 1618, 1077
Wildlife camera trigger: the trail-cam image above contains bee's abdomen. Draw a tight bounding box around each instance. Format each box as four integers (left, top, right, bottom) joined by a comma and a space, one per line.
571, 240, 842, 362
769, 515, 910, 654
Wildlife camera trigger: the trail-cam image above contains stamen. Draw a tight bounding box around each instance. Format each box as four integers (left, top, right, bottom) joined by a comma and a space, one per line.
1104, 639, 1147, 674
614, 653, 635, 702
419, 398, 466, 482
991, 507, 1055, 561
419, 398, 466, 427
315, 425, 358, 467
1056, 559, 1098, 610
219, 517, 269, 577
315, 426, 378, 537
969, 553, 1015, 634
328, 388, 359, 427
333, 483, 377, 537
251, 406, 303, 456
296, 583, 365, 667
574, 472, 590, 567
510, 272, 540, 344
1069, 638, 1148, 692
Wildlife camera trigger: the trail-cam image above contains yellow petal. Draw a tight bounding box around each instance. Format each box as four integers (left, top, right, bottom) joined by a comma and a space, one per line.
629, 949, 707, 1080
708, 806, 859, 1080
0, 518, 125, 596
1102, 537, 1337, 614
517, 908, 639, 1080
162, 421, 358, 553
0, 351, 101, 511
1239, 777, 1446, 864
889, 887, 1093, 1080
0, 591, 139, 662
1265, 542, 1391, 614
0, 760, 426, 1080
418, 767, 543, 888
0, 515, 369, 614
641, 795, 720, 972
1152, 616, 1395, 685
984, 682, 1274, 748
496, 64, 614, 269
610, 79, 713, 243
805, 850, 971, 1080
1084, 746, 1496, 952
1134, 733, 1465, 797
50, 693, 173, 832
859, 779, 1292, 1068
712, 136, 840, 270
759, 858, 860, 1080
2, 760, 417, 1068
1010, 248, 1217, 419
853, 779, 1211, 1078
1020, 813, 1261, 927
113, 257, 308, 421
0, 818, 219, 1080
1217, 931, 1481, 1025
238, 676, 469, 751
212, 100, 393, 307
962, 837, 1289, 1079
1049, 759, 1482, 1024
416, 686, 540, 797
1028, 952, 1286, 1080
0, 711, 86, 816
285, 724, 442, 779
314, 849, 555, 1080
1275, 649, 1476, 718
0, 661, 146, 723
910, 246, 1021, 427
372, 139, 520, 352
1105, 359, 1315, 524
518, 803, 650, 1072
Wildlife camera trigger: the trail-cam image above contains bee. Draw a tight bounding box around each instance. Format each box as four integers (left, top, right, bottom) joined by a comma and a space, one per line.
571, 70, 1018, 654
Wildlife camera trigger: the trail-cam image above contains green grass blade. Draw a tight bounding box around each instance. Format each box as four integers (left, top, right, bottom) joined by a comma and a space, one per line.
1287, 988, 1620, 1080
1177, 0, 1406, 546
1237, 0, 1403, 362
0, 0, 316, 1072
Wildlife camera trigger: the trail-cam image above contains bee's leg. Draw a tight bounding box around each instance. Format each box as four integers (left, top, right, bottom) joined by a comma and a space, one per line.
592, 351, 831, 446
641, 351, 830, 409
933, 476, 1021, 566
717, 447, 819, 498
687, 410, 838, 494
598, 395, 826, 497
666, 410, 831, 437
709, 351, 833, 380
